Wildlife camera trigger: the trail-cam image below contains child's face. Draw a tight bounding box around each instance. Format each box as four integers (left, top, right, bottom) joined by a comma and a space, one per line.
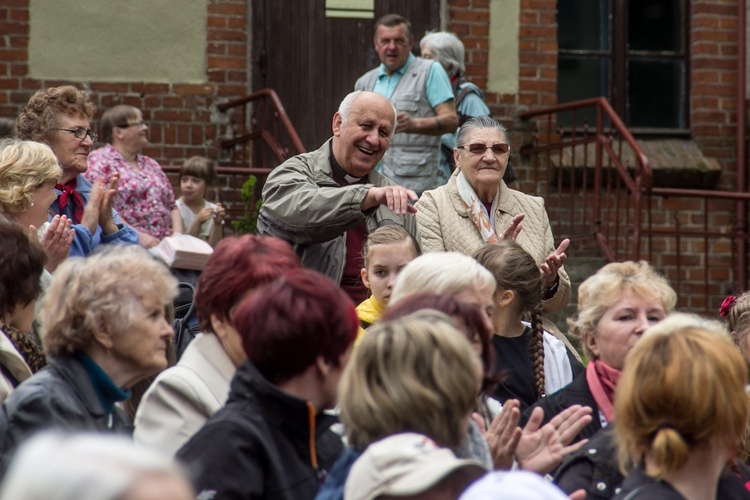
180, 175, 207, 202
361, 240, 417, 306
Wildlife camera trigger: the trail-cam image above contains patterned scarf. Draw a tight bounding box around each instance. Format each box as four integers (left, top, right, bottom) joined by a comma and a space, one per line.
0, 321, 47, 374
55, 178, 85, 224
455, 170, 499, 243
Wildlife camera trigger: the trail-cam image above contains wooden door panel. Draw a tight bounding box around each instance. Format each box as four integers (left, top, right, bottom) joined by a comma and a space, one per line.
252, 0, 440, 153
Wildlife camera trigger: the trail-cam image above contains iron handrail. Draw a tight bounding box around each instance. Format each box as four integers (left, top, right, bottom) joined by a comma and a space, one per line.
520, 97, 652, 189
217, 88, 305, 155
519, 97, 650, 261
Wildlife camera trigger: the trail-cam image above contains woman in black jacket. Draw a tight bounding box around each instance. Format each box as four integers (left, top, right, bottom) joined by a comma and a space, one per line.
176, 269, 358, 500
522, 261, 676, 443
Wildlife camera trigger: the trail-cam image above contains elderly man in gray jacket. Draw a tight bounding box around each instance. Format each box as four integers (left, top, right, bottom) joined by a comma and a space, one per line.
258, 90, 419, 303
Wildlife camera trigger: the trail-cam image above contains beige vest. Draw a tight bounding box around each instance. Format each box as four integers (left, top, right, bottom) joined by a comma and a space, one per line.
356, 57, 441, 193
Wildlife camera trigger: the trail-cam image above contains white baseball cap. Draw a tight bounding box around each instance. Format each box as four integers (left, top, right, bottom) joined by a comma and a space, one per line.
459, 470, 569, 500
344, 433, 487, 500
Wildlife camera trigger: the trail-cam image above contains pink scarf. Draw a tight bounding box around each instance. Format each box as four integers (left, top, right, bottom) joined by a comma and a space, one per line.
586, 360, 621, 423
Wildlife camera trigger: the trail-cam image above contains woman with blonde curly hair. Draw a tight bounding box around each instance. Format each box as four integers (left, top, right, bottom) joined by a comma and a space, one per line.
0, 139, 73, 272
0, 245, 177, 474
524, 261, 676, 444
615, 327, 749, 499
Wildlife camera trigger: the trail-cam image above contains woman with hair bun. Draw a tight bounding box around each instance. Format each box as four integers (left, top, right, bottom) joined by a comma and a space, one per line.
614, 326, 749, 499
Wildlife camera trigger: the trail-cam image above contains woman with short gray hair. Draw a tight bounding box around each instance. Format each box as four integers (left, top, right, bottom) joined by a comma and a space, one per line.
0, 245, 178, 473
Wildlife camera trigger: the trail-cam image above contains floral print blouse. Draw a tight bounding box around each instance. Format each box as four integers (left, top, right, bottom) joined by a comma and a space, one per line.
85, 144, 176, 240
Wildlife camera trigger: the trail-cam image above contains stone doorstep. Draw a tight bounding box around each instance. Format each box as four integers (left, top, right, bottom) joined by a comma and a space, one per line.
547, 139, 722, 189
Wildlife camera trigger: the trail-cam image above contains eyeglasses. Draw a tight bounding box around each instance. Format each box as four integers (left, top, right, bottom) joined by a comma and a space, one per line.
118, 120, 147, 128
458, 143, 511, 156
54, 127, 98, 142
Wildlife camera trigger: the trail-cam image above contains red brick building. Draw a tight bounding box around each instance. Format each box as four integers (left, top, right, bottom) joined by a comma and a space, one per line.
1, 0, 747, 313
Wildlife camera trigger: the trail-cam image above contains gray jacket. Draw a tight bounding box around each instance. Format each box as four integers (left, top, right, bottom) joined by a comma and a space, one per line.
356, 57, 441, 194
258, 140, 419, 283
0, 355, 131, 475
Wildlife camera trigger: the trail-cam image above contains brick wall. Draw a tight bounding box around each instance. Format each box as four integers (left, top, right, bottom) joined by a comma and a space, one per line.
1, 0, 745, 309
447, 0, 745, 312
0, 0, 249, 197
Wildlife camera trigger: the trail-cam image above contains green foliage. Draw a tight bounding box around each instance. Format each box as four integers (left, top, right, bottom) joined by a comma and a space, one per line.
231, 175, 263, 235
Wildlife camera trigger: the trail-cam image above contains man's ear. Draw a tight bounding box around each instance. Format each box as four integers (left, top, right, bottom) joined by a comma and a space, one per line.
332, 112, 343, 137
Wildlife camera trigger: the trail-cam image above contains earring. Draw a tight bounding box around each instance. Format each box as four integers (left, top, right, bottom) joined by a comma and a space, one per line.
30, 202, 34, 207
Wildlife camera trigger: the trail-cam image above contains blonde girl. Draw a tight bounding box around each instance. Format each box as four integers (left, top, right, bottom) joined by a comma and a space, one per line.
356, 225, 421, 329
176, 156, 225, 247
474, 240, 583, 410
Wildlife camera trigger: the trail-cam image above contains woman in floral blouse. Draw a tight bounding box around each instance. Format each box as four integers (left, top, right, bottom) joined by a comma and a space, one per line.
86, 105, 182, 248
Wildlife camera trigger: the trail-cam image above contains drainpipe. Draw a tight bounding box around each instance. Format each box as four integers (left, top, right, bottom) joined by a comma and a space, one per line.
737, 0, 747, 292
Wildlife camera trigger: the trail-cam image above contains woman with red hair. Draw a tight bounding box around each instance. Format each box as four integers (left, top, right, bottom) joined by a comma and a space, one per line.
133, 234, 300, 456
177, 269, 358, 499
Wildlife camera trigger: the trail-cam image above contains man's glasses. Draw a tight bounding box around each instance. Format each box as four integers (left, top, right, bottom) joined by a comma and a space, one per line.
458, 143, 510, 156
54, 127, 98, 142
118, 120, 147, 128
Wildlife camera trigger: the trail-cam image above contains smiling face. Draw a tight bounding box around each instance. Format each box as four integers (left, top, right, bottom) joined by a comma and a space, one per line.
45, 113, 93, 183
586, 290, 667, 370
361, 240, 418, 306
455, 128, 510, 200
374, 23, 413, 75
109, 294, 174, 387
332, 92, 395, 178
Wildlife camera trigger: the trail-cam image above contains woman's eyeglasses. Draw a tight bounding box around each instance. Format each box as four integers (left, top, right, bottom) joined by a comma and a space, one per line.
458, 143, 510, 156
118, 120, 147, 128
53, 127, 98, 142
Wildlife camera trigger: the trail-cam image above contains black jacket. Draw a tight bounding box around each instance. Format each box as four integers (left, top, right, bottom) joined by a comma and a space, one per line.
0, 355, 131, 475
554, 427, 622, 499
176, 360, 344, 500
558, 427, 750, 500
522, 373, 602, 444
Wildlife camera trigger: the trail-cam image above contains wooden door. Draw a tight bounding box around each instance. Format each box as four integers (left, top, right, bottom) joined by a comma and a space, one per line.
252, 0, 441, 152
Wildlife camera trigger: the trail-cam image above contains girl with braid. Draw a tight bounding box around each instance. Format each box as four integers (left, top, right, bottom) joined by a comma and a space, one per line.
474, 241, 584, 410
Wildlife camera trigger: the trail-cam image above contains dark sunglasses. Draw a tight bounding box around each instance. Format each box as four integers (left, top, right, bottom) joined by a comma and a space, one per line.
458, 143, 510, 155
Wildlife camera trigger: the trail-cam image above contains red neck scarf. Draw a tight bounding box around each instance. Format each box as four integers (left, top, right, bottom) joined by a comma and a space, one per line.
586, 360, 621, 423
55, 178, 85, 224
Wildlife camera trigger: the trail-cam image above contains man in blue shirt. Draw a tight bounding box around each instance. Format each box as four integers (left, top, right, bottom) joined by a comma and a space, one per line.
355, 14, 458, 195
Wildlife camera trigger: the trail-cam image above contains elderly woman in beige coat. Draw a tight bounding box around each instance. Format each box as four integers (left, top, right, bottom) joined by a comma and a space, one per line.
416, 116, 570, 315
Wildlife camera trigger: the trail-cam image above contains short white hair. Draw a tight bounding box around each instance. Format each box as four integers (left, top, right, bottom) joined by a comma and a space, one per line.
420, 31, 465, 76
391, 252, 496, 304
0, 432, 190, 500
338, 90, 398, 137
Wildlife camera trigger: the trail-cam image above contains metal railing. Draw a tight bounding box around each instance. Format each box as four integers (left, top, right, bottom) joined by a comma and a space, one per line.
216, 88, 306, 172
643, 187, 750, 312
162, 88, 305, 223
519, 97, 650, 262
520, 97, 748, 314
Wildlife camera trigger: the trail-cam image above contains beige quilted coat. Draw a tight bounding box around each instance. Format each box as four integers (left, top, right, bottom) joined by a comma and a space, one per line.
416, 174, 571, 314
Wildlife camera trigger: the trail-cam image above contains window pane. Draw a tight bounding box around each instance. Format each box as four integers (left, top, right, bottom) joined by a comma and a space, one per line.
558, 0, 610, 51
628, 0, 682, 51
558, 56, 611, 126
628, 59, 685, 128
